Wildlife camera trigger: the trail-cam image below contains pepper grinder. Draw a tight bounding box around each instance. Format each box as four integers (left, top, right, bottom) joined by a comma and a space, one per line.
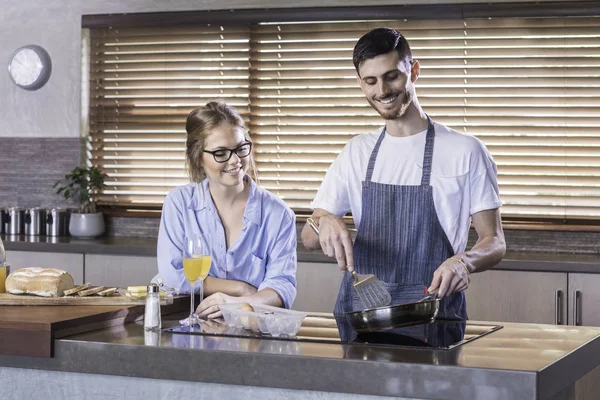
144, 283, 161, 332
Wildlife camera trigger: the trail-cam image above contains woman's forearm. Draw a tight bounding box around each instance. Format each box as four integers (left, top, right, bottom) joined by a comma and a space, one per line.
204, 276, 257, 297
236, 288, 284, 308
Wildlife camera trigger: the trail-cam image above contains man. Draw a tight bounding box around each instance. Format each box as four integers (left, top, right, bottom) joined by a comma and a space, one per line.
301, 28, 506, 321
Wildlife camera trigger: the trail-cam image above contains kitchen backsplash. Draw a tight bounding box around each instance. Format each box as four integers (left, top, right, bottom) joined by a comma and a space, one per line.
296, 222, 600, 255
3, 137, 600, 254
0, 137, 81, 209
105, 216, 160, 238
104, 215, 600, 255
467, 228, 600, 255
113, 218, 600, 254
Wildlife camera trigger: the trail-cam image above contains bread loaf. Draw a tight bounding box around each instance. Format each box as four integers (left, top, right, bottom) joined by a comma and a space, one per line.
6, 267, 75, 297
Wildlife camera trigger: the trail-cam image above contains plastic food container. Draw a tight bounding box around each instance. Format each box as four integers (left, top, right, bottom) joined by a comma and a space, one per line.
220, 303, 307, 337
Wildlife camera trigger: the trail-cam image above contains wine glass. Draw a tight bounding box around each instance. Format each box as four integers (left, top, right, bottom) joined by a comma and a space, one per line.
182, 234, 205, 326
197, 234, 212, 310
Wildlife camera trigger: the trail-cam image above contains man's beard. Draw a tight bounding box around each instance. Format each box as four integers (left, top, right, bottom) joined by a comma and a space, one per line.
367, 90, 413, 120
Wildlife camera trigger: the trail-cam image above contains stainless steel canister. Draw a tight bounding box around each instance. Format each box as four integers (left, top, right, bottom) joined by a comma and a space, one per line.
0, 208, 7, 234
24, 207, 46, 236
46, 208, 68, 236
6, 207, 24, 235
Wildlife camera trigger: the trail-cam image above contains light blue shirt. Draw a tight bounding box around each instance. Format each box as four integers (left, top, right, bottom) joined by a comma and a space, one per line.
155, 177, 297, 308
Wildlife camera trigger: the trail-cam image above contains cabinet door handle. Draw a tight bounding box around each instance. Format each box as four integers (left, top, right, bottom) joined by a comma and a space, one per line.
555, 290, 563, 325
574, 290, 582, 326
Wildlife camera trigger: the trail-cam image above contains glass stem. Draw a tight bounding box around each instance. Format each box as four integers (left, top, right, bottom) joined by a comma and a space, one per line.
190, 281, 195, 321
199, 279, 204, 305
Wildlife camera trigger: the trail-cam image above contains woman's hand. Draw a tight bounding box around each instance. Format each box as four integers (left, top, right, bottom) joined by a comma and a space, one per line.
196, 292, 239, 319
201, 317, 229, 333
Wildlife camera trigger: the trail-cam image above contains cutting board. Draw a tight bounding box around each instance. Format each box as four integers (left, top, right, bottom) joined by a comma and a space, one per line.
0, 295, 189, 358
0, 292, 173, 306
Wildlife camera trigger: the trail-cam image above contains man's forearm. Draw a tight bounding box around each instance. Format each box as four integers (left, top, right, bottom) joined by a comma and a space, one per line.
458, 234, 506, 274
301, 222, 321, 250
454, 208, 506, 274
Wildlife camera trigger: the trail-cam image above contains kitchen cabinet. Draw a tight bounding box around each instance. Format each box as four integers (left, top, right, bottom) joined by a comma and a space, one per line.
466, 270, 600, 329
567, 273, 600, 327
7, 250, 84, 285
576, 365, 600, 400
85, 257, 345, 311
465, 270, 567, 324
85, 254, 157, 288
292, 262, 342, 313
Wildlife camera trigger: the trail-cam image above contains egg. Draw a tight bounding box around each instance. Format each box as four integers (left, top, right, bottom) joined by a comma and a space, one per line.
239, 303, 258, 330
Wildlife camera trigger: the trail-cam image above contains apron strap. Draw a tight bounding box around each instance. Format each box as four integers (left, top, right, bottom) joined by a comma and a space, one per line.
421, 116, 435, 186
364, 127, 386, 183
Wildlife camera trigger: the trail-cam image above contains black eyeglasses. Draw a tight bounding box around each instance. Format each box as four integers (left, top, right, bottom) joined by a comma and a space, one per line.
203, 142, 253, 163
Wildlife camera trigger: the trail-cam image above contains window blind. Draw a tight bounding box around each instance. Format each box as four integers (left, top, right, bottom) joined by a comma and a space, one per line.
89, 25, 250, 205
88, 15, 600, 219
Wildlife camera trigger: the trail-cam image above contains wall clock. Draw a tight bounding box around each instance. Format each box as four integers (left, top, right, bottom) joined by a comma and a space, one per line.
8, 45, 52, 90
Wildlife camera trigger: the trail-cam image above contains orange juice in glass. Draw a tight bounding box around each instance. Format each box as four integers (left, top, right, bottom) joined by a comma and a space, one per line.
200, 255, 212, 281
0, 265, 9, 293
183, 256, 206, 284
182, 234, 211, 326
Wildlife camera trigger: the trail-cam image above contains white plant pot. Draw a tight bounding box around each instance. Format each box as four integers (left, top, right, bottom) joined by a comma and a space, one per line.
69, 212, 105, 238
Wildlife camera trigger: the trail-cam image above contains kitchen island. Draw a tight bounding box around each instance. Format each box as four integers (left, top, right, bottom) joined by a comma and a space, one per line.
1, 311, 599, 400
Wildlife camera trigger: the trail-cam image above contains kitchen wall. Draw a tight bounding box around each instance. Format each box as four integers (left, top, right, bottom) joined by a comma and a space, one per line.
2, 0, 599, 254
0, 0, 570, 140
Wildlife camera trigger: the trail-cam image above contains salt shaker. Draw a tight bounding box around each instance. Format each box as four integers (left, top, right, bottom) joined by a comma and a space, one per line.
144, 330, 161, 346
144, 283, 161, 332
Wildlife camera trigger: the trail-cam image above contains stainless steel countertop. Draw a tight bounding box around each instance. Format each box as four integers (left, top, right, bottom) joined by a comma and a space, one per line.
1, 313, 600, 399
3, 233, 600, 273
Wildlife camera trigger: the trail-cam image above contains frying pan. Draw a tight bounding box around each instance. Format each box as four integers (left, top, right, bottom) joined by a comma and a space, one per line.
345, 295, 440, 333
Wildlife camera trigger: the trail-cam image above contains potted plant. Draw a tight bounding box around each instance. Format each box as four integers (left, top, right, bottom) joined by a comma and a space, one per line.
53, 166, 107, 238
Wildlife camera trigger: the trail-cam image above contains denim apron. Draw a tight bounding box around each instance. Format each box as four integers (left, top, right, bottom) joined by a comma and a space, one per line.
334, 117, 467, 340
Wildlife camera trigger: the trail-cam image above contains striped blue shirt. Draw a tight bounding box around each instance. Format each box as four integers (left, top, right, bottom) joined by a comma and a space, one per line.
155, 178, 297, 308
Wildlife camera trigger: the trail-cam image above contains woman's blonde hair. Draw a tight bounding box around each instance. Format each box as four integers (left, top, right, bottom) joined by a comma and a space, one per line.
185, 101, 256, 182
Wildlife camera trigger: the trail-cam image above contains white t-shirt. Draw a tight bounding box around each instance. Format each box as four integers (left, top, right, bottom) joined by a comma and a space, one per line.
310, 122, 502, 254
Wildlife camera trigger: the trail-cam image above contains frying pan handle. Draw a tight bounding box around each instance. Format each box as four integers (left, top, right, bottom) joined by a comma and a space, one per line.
418, 294, 437, 303
555, 290, 563, 325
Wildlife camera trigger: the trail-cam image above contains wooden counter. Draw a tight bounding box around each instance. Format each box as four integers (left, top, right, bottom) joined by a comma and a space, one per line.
0, 296, 188, 358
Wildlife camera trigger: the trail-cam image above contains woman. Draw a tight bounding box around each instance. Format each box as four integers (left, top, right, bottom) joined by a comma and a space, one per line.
156, 101, 297, 319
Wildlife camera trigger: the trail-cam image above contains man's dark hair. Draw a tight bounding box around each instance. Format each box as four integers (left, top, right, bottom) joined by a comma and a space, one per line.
352, 28, 412, 74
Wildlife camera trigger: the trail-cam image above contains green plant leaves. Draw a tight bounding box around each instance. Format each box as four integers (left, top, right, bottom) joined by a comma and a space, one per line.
53, 166, 107, 214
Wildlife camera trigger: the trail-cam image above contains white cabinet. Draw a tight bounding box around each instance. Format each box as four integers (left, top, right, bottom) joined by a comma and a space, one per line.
465, 270, 567, 324
292, 262, 342, 313
8, 250, 84, 285
85, 254, 157, 288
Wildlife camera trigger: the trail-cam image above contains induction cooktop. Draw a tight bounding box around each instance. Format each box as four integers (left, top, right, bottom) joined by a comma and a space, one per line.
167, 318, 502, 351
